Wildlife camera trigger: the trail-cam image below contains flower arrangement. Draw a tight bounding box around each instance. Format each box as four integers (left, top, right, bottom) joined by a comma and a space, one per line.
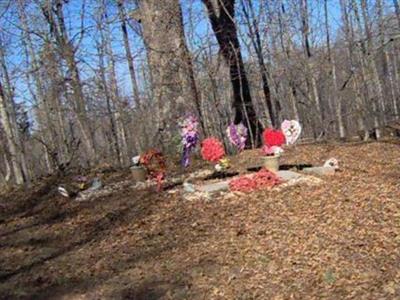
201, 138, 225, 162
281, 120, 302, 145
226, 122, 247, 151
201, 137, 230, 171
179, 115, 199, 167
262, 128, 286, 156
140, 149, 166, 191
229, 169, 281, 192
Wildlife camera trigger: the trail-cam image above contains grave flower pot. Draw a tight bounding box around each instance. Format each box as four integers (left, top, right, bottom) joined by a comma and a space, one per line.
262, 154, 280, 172
131, 166, 147, 182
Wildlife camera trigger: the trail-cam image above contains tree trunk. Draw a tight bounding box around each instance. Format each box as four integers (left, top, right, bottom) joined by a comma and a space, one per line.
300, 0, 322, 131
18, 0, 61, 172
377, 0, 398, 120
324, 0, 345, 139
117, 0, 141, 106
100, 0, 129, 166
96, 37, 121, 166
202, 0, 262, 146
0, 81, 26, 185
352, 0, 383, 138
340, 0, 368, 138
41, 0, 97, 164
277, 0, 300, 121
240, 0, 278, 128
135, 0, 204, 148
41, 41, 72, 168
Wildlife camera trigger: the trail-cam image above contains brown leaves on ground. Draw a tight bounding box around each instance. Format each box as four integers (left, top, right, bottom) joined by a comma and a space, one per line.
0, 141, 399, 299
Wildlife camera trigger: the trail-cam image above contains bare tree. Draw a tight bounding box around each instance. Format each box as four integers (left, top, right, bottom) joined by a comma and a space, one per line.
134, 0, 204, 148
0, 78, 28, 185
40, 0, 97, 164
117, 0, 141, 106
299, 0, 322, 134
202, 0, 262, 146
240, 0, 279, 128
324, 0, 345, 139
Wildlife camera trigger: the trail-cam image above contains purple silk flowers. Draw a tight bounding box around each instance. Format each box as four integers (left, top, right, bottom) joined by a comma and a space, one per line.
180, 115, 199, 167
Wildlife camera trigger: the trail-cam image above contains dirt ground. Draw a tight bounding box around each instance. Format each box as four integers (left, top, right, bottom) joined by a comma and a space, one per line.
0, 141, 399, 299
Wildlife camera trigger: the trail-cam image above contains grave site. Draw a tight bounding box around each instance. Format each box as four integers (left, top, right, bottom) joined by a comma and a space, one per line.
1, 0, 400, 299
0, 117, 399, 299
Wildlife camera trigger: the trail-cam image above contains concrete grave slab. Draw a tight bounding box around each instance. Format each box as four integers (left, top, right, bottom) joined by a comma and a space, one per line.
276, 170, 303, 181
197, 181, 230, 193
302, 166, 336, 176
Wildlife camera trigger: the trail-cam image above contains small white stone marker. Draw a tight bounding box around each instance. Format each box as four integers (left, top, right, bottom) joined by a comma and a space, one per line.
323, 158, 339, 170
57, 186, 70, 198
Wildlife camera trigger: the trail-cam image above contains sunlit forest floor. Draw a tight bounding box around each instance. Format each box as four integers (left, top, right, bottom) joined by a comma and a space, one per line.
0, 141, 399, 299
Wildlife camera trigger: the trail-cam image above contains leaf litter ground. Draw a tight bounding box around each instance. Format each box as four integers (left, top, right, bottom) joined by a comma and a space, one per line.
0, 141, 399, 299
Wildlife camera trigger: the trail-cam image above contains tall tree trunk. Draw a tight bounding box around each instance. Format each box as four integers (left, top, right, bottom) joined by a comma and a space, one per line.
0, 81, 26, 185
277, 0, 300, 121
299, 0, 322, 132
116, 0, 145, 153
391, 47, 400, 119
340, 0, 368, 138
202, 0, 262, 146
101, 0, 129, 166
117, 0, 141, 106
324, 0, 345, 139
377, 0, 398, 119
41, 0, 97, 164
96, 37, 121, 166
240, 0, 278, 128
134, 0, 205, 148
0, 39, 31, 184
41, 41, 72, 167
18, 0, 61, 172
352, 0, 383, 138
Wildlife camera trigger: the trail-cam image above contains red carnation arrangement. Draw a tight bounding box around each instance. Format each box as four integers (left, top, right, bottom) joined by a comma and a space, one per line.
262, 128, 286, 156
201, 138, 225, 163
263, 129, 286, 146
229, 169, 281, 192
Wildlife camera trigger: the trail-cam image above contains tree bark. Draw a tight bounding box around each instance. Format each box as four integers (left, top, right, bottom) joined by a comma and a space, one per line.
277, 0, 300, 121
340, 0, 368, 139
377, 0, 398, 119
135, 0, 204, 148
299, 0, 322, 132
352, 0, 383, 138
324, 0, 345, 139
240, 0, 278, 128
202, 0, 262, 146
100, 0, 129, 166
41, 0, 97, 164
0, 81, 26, 185
117, 0, 141, 106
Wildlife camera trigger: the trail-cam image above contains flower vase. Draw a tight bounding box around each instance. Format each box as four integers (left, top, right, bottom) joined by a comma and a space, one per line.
262, 155, 280, 172
131, 166, 147, 182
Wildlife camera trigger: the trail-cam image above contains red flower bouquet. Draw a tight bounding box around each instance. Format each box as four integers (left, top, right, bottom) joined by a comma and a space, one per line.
263, 129, 286, 147
201, 138, 225, 163
262, 128, 286, 156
